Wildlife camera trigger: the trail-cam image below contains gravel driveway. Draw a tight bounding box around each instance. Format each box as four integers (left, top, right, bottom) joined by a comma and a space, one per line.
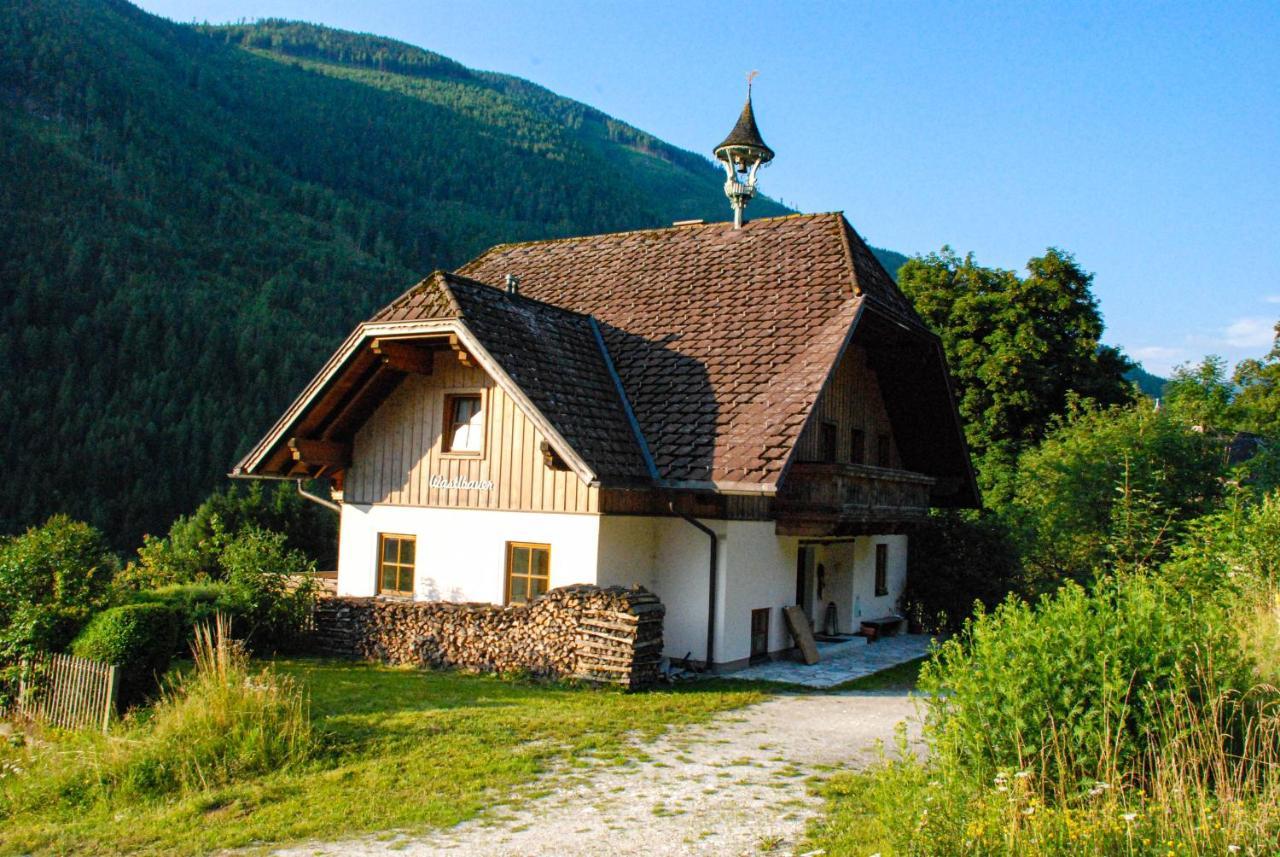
268, 690, 922, 857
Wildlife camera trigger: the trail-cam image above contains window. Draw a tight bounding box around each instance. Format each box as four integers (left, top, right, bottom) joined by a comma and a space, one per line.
443, 393, 484, 453
874, 543, 888, 597
820, 422, 838, 462
877, 433, 892, 468
850, 428, 865, 464
378, 534, 416, 597
506, 542, 550, 605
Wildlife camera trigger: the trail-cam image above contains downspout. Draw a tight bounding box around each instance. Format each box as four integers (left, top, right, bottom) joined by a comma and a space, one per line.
669, 501, 718, 670
296, 479, 340, 514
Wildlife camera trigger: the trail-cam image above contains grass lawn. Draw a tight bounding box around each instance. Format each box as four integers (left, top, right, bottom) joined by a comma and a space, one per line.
0, 659, 767, 855
828, 656, 925, 693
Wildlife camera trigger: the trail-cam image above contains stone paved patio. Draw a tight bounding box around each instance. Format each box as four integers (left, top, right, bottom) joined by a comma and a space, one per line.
721, 633, 937, 688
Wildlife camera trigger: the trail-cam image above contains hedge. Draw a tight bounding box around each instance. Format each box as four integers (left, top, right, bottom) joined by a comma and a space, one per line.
71, 604, 180, 708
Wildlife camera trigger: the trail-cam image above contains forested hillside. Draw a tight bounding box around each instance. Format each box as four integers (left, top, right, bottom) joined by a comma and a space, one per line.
0, 1, 920, 549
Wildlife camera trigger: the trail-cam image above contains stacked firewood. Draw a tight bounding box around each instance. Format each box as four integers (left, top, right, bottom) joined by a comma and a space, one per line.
311, 585, 664, 689
574, 589, 664, 689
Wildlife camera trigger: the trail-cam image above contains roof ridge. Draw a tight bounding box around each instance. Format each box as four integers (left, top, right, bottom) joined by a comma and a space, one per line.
460, 211, 843, 268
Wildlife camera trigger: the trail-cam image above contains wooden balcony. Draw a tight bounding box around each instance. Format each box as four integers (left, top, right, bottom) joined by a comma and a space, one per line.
775, 462, 935, 537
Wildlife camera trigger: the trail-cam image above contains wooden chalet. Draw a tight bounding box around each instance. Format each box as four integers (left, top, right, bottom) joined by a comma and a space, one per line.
234, 95, 977, 670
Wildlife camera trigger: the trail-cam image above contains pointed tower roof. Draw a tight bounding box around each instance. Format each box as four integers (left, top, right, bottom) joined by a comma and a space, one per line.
714, 91, 774, 163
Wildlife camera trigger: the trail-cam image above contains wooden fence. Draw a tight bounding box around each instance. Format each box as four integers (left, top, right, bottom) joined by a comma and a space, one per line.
9, 652, 118, 732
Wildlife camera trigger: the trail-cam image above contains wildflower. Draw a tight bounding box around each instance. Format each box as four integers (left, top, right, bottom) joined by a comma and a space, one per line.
1014, 770, 1031, 779
996, 785, 1009, 793
1022, 806, 1036, 816
1228, 847, 1241, 854
1121, 813, 1137, 823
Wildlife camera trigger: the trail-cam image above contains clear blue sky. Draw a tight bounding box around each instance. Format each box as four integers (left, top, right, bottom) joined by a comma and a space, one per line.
134, 0, 1280, 377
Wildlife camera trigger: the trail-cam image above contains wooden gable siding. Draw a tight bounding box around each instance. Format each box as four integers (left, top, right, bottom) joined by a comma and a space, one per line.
794, 343, 899, 468
344, 351, 598, 513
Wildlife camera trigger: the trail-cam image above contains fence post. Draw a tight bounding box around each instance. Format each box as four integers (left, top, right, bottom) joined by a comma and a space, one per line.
102, 664, 119, 733
15, 657, 31, 720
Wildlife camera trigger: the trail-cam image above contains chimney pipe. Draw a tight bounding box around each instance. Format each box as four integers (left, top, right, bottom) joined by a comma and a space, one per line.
505, 273, 519, 295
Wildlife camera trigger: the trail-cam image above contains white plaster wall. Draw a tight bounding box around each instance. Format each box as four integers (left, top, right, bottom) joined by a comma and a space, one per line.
849, 534, 909, 623
717, 521, 800, 665
596, 516, 659, 590
337, 503, 601, 603
644, 517, 725, 664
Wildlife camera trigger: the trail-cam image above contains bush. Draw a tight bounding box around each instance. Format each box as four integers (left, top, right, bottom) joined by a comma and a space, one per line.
1163, 488, 1280, 601
921, 573, 1255, 786
901, 510, 1024, 632
130, 583, 241, 648
1007, 401, 1223, 590
71, 604, 180, 707
218, 526, 318, 652
118, 482, 336, 589
0, 516, 119, 701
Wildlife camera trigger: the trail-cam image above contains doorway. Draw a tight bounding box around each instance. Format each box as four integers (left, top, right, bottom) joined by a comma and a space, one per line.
795, 545, 816, 624
750, 608, 770, 663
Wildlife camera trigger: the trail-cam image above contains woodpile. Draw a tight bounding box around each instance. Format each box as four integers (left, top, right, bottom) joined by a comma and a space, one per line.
311, 585, 664, 689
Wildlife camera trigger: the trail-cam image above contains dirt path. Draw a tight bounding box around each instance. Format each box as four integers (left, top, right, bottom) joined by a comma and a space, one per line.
269, 690, 922, 857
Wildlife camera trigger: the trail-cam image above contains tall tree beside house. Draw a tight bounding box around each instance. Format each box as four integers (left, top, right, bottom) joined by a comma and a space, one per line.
897, 247, 1134, 505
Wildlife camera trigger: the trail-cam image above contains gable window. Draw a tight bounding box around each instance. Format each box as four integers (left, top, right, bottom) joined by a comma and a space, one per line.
874, 543, 888, 597
850, 428, 865, 464
877, 433, 892, 468
378, 534, 416, 597
506, 542, 550, 605
820, 422, 838, 463
443, 393, 484, 454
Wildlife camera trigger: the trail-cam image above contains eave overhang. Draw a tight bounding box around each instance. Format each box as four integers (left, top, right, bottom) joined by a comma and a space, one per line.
231, 318, 600, 487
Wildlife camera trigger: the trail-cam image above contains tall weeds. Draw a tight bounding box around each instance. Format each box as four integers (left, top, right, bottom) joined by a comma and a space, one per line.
125, 613, 315, 795
0, 614, 316, 814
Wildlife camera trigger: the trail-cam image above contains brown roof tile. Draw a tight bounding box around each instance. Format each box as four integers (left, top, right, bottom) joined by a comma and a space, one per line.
453, 212, 926, 488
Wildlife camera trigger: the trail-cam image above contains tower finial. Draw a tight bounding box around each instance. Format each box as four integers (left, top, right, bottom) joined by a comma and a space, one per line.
713, 75, 774, 229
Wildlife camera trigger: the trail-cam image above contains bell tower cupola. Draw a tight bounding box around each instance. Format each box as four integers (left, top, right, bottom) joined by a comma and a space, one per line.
713, 73, 775, 229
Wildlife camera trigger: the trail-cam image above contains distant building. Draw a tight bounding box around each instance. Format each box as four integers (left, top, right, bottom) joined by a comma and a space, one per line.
234, 93, 978, 670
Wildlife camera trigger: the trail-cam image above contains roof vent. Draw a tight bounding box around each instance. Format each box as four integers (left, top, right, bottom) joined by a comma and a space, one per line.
673, 219, 705, 226
504, 273, 520, 295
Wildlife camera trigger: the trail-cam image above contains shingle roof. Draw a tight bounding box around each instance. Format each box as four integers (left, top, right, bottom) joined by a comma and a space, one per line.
374, 271, 652, 483
454, 212, 928, 488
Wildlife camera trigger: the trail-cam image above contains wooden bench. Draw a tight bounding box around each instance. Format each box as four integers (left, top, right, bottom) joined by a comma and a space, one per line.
859, 615, 904, 642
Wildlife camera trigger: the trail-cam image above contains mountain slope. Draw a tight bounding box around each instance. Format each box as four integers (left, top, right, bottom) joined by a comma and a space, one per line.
0, 1, 907, 548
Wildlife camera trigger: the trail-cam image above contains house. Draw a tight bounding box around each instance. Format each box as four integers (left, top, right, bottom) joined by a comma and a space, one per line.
232, 93, 978, 671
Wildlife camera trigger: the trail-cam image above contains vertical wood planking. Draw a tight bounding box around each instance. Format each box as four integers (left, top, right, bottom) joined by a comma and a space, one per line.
796, 343, 899, 466
344, 349, 597, 513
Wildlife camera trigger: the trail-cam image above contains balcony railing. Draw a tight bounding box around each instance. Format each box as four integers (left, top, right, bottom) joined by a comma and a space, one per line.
775, 462, 935, 536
